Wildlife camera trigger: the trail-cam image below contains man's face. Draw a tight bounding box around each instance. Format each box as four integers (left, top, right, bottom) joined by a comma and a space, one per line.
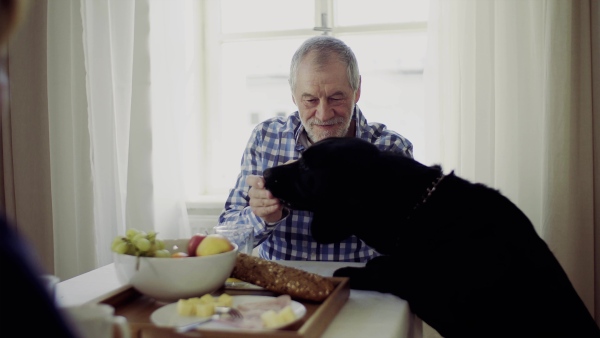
292, 52, 361, 143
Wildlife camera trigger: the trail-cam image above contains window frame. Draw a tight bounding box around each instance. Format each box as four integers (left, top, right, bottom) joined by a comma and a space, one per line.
188, 0, 428, 213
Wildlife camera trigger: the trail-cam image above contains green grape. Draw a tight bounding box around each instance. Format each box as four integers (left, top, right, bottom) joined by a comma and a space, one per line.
145, 243, 156, 257
125, 244, 137, 255
126, 228, 140, 239
113, 241, 129, 254
114, 228, 176, 258
154, 249, 171, 258
111, 236, 124, 247
131, 233, 146, 243
148, 242, 161, 256
134, 238, 151, 252
111, 237, 124, 251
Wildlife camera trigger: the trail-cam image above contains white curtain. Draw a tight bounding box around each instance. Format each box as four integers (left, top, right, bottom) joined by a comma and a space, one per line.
424, 0, 599, 322
47, 0, 194, 280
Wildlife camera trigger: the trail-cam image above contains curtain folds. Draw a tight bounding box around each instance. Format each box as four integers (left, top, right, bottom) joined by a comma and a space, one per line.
425, 0, 598, 322
47, 0, 94, 279
542, 0, 597, 323
47, 0, 191, 280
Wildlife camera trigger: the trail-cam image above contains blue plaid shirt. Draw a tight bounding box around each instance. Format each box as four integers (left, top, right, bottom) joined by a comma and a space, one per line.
218, 106, 413, 261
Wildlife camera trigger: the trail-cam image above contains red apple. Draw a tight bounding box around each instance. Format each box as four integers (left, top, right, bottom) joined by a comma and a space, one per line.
187, 233, 206, 256
196, 234, 234, 256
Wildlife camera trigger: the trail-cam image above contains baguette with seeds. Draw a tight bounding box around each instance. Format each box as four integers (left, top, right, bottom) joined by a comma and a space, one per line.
231, 253, 336, 302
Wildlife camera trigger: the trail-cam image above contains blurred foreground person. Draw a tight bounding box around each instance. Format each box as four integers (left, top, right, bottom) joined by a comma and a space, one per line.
1, 0, 78, 336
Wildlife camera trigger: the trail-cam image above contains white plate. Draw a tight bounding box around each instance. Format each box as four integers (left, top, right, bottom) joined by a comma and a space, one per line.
150, 295, 307, 331
224, 278, 265, 290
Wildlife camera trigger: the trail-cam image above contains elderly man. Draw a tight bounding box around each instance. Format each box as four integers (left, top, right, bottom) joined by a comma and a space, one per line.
219, 35, 413, 261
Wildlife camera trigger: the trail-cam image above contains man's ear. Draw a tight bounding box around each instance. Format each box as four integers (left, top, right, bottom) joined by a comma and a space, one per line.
291, 94, 297, 106
354, 75, 362, 103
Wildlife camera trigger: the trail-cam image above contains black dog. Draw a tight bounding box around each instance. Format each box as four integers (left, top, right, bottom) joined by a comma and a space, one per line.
263, 137, 600, 338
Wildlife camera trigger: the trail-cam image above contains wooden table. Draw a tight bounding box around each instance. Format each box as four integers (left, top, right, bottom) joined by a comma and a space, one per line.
57, 260, 422, 338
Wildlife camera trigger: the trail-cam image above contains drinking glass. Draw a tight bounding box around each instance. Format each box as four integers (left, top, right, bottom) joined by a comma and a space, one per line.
213, 224, 254, 255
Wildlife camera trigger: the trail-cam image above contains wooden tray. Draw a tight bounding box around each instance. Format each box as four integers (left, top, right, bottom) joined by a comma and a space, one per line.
100, 277, 350, 338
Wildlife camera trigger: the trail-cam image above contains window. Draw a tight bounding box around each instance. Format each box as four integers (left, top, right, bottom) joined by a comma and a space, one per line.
187, 0, 429, 207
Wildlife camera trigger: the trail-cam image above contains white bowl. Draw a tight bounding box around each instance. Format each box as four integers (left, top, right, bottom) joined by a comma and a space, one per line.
113, 239, 238, 302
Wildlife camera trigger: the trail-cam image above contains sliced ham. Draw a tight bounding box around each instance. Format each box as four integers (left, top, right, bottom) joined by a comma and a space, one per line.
237, 294, 291, 313
218, 295, 293, 330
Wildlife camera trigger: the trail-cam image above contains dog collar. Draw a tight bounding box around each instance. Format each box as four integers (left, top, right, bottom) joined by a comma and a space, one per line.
410, 170, 449, 217
393, 170, 448, 251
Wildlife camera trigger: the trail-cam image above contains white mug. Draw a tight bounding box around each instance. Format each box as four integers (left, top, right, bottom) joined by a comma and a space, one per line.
39, 274, 60, 303
63, 303, 130, 338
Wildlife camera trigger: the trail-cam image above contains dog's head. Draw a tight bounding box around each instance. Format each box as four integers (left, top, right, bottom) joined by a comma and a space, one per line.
263, 137, 438, 250
264, 137, 380, 210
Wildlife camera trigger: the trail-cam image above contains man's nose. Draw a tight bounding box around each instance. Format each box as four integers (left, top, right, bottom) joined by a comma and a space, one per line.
315, 101, 335, 121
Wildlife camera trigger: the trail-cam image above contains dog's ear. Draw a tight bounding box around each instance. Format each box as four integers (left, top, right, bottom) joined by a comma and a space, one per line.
310, 212, 354, 244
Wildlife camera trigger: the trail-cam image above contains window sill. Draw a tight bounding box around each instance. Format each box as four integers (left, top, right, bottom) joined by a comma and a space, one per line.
186, 195, 227, 233
186, 194, 227, 215
186, 195, 227, 212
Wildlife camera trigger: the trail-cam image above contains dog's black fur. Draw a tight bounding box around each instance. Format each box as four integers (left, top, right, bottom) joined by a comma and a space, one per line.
263, 137, 600, 338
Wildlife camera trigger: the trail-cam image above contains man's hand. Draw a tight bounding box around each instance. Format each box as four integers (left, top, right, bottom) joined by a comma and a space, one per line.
246, 175, 284, 224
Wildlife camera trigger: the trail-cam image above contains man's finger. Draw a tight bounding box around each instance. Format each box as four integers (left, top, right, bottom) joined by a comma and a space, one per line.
246, 175, 263, 188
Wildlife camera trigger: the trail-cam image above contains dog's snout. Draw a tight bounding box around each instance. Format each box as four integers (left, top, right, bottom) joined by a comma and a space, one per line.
263, 168, 279, 191
263, 168, 272, 180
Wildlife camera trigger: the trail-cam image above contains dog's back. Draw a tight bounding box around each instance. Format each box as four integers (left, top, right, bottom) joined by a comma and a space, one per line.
403, 174, 599, 337
264, 137, 600, 337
